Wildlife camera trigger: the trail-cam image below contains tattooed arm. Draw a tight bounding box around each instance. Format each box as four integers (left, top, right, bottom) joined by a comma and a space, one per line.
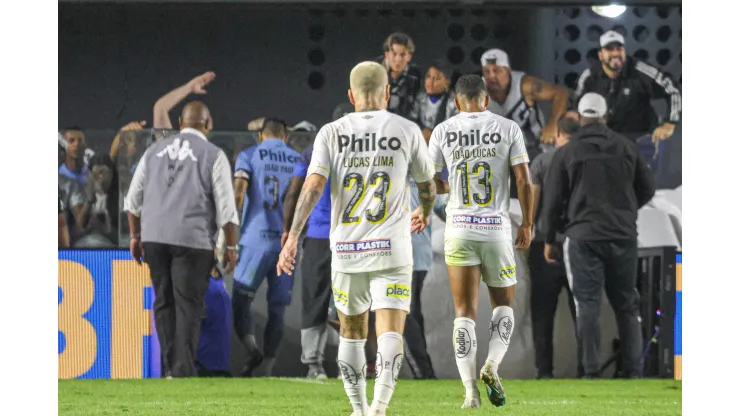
283, 176, 306, 236
288, 173, 328, 239
523, 75, 569, 144
416, 179, 437, 217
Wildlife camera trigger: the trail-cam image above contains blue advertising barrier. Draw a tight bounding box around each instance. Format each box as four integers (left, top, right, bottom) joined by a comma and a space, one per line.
58, 250, 160, 379
675, 253, 682, 379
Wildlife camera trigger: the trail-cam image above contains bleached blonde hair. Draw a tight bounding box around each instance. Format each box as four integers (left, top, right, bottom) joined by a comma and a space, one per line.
350, 61, 388, 101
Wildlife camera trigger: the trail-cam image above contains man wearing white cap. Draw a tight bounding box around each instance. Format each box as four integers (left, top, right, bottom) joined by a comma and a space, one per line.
575, 30, 681, 167
540, 92, 655, 380
480, 48, 569, 157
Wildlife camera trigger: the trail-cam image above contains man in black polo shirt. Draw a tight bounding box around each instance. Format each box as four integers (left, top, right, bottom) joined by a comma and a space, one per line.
540, 93, 655, 379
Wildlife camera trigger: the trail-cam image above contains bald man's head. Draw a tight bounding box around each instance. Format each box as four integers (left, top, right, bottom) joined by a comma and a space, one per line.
348, 61, 390, 110
179, 101, 213, 133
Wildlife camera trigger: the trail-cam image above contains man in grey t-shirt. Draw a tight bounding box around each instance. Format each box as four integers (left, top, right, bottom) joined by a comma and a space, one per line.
528, 111, 583, 379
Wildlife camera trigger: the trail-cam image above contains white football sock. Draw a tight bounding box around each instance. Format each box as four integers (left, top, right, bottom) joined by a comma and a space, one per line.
487, 306, 515, 368
453, 317, 479, 397
371, 332, 404, 412
338, 337, 369, 413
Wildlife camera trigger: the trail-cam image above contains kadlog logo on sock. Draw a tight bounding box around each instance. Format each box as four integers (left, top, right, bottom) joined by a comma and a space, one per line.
385, 284, 410, 299
454, 328, 476, 358
491, 317, 514, 346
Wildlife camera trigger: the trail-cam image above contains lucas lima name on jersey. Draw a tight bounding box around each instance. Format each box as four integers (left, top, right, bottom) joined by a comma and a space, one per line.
306, 110, 435, 274
428, 110, 529, 242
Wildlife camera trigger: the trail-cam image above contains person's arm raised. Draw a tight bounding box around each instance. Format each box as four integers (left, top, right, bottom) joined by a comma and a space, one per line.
153, 72, 215, 129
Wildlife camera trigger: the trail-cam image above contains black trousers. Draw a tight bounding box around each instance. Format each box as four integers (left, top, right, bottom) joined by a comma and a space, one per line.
528, 241, 583, 378
563, 238, 642, 377
143, 242, 214, 378
301, 237, 333, 329
300, 237, 333, 367
403, 270, 435, 379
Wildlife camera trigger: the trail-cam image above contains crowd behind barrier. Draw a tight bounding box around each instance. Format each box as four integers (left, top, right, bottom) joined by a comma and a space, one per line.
58, 129, 317, 249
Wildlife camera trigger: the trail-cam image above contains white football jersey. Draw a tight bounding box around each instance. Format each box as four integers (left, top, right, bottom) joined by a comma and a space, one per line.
428, 110, 529, 242
307, 110, 435, 273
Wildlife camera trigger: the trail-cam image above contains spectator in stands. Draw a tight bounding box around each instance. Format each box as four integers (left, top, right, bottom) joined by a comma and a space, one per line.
481, 48, 569, 159
58, 134, 67, 166
59, 191, 70, 248
409, 59, 458, 142
59, 138, 86, 242
289, 121, 318, 152
59, 126, 89, 184
574, 31, 681, 168
332, 103, 354, 122
248, 117, 266, 132
540, 93, 655, 379
376, 32, 421, 119
76, 153, 119, 248
109, 120, 147, 176
528, 111, 583, 379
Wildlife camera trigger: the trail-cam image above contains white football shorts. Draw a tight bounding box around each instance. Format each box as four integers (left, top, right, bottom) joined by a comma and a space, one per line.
444, 238, 517, 288
331, 264, 413, 316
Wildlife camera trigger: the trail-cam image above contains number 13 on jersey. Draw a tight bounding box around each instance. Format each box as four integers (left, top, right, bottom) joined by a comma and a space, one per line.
457, 161, 493, 206
341, 171, 391, 224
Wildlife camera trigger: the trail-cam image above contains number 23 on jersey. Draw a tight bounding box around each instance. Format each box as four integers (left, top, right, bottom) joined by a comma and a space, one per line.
341, 171, 391, 224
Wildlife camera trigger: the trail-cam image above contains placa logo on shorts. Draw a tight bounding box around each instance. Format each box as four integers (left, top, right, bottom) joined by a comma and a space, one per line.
335, 239, 392, 253
499, 265, 516, 279
452, 215, 503, 225
385, 284, 410, 299
332, 287, 348, 305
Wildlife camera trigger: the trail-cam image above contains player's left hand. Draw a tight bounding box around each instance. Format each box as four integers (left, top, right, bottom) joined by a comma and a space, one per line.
277, 235, 299, 276
410, 207, 431, 234
652, 123, 675, 142
514, 225, 532, 251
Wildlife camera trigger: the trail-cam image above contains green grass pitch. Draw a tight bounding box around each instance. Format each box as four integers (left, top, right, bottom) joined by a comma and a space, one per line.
59, 378, 681, 415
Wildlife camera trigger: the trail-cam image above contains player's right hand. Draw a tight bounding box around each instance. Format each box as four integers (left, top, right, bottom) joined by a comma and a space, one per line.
223, 249, 237, 274
277, 236, 299, 276
188, 71, 216, 95
281, 231, 289, 248
129, 237, 144, 265
544, 243, 560, 264
410, 207, 431, 234
515, 225, 532, 251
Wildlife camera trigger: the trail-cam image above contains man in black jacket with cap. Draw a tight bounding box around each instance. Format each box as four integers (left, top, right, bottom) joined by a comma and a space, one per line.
540, 92, 655, 379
